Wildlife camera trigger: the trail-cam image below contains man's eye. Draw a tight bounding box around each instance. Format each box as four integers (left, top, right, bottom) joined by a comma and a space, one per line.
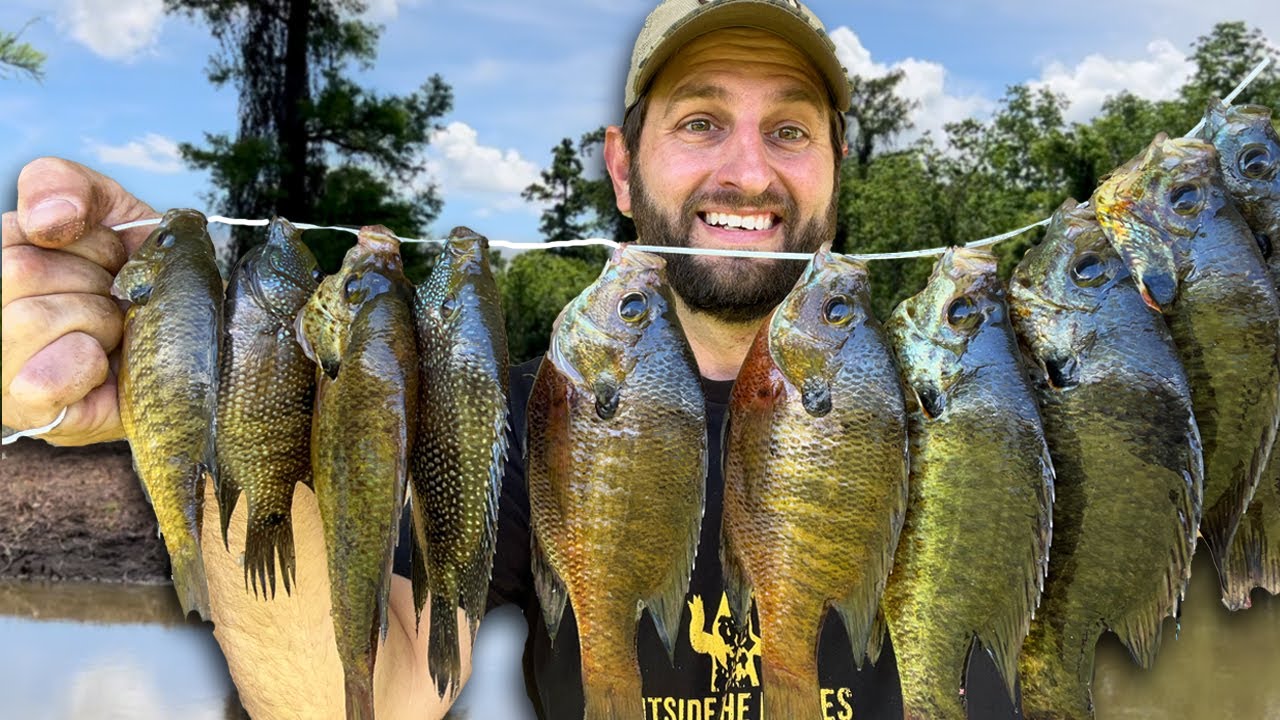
771, 125, 809, 143
684, 119, 714, 133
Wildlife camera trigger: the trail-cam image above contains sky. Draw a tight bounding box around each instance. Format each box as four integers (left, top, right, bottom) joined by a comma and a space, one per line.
1, 0, 1276, 247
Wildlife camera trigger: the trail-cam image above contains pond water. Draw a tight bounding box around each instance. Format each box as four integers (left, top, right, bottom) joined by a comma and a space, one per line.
0, 554, 1276, 719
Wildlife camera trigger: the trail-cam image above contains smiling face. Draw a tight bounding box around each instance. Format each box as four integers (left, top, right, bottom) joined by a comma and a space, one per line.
606, 27, 843, 324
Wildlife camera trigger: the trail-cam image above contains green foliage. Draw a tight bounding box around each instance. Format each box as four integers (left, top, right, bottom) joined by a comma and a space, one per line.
166, 0, 452, 268
523, 137, 592, 246
0, 24, 45, 81
497, 252, 603, 363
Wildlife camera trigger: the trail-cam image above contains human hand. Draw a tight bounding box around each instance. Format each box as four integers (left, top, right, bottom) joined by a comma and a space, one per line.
3, 157, 160, 445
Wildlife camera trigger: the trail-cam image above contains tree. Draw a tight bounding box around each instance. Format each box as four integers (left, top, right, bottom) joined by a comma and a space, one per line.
1182, 22, 1280, 112
0, 24, 44, 81
497, 252, 602, 363
523, 137, 592, 243
844, 69, 918, 171
165, 0, 453, 274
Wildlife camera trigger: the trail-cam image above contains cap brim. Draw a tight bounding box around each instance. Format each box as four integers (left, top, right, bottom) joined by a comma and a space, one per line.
630, 0, 851, 113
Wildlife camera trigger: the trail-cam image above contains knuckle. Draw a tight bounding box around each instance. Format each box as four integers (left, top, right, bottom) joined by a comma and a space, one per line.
2, 245, 46, 292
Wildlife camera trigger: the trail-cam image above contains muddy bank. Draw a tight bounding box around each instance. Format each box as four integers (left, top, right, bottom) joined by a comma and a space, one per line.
0, 439, 170, 583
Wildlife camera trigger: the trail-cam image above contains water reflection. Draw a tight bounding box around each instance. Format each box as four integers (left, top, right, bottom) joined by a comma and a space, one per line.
0, 582, 241, 719
0, 556, 1276, 720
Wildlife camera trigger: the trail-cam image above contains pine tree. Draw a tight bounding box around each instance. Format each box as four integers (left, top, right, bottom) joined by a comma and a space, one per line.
165, 0, 453, 275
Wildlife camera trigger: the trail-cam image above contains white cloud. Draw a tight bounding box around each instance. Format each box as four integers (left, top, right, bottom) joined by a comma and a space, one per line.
829, 26, 993, 147
59, 0, 165, 61
1030, 40, 1195, 123
425, 122, 542, 213
84, 133, 184, 174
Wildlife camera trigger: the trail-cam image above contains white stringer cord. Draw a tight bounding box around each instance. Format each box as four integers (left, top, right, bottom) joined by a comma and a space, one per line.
8, 58, 1270, 442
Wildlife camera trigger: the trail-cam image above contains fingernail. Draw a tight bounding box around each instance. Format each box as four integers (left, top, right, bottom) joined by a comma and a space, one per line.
26, 198, 78, 230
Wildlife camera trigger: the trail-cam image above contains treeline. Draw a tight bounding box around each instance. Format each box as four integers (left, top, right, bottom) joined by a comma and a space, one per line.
501, 22, 1279, 361
142, 3, 1277, 363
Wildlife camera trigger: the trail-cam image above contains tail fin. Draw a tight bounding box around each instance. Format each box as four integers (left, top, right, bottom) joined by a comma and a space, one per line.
428, 591, 462, 699
243, 510, 297, 599
583, 680, 644, 720
168, 538, 211, 621
344, 671, 375, 720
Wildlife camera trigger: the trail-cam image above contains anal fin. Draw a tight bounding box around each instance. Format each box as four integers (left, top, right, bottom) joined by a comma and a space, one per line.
531, 529, 568, 643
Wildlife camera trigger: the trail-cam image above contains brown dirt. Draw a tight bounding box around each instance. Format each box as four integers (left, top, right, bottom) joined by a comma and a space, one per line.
0, 438, 170, 583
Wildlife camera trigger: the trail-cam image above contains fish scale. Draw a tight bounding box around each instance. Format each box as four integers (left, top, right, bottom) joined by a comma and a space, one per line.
721, 249, 908, 720
527, 247, 706, 720
409, 226, 509, 699
215, 217, 320, 599
1009, 200, 1202, 720
1095, 134, 1280, 606
296, 226, 417, 720
1197, 102, 1280, 609
883, 247, 1054, 720
113, 208, 223, 622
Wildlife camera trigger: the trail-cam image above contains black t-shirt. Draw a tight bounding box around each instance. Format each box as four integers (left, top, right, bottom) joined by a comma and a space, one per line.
395, 357, 1023, 719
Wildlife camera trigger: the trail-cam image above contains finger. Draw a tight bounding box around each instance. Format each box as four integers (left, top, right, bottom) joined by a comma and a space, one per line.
16, 157, 158, 254
4, 332, 110, 429
2, 245, 116, 306
1, 294, 123, 389
4, 211, 128, 274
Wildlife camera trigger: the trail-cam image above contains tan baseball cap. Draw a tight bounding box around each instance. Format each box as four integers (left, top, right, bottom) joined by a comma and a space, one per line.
625, 0, 852, 114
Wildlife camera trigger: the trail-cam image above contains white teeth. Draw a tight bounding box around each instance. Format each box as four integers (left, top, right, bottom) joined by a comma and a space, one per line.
704, 212, 775, 230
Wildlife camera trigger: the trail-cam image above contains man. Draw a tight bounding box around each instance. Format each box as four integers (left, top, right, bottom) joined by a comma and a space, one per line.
2, 0, 1017, 717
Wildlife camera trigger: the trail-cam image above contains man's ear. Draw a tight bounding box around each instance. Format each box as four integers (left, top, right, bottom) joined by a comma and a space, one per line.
604, 126, 634, 218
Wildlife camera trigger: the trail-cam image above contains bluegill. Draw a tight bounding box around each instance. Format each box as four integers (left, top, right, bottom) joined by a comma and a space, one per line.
409, 227, 509, 698
1198, 103, 1280, 609
1010, 200, 1202, 719
215, 217, 322, 598
527, 247, 706, 720
1095, 134, 1280, 599
296, 226, 417, 720
112, 208, 223, 620
722, 249, 908, 720
883, 247, 1054, 720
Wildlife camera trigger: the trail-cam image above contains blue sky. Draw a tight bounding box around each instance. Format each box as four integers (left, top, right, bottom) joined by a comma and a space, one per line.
2, 0, 1276, 248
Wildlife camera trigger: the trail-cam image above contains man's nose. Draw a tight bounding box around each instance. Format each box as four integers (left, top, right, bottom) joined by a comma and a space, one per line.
713, 127, 775, 197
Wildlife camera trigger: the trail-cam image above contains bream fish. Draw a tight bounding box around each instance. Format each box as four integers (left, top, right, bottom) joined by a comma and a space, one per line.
721, 249, 908, 720
1198, 102, 1280, 609
409, 226, 509, 698
113, 208, 223, 620
1095, 134, 1280, 599
296, 226, 418, 720
215, 217, 322, 598
883, 247, 1054, 720
527, 247, 706, 720
1010, 200, 1202, 719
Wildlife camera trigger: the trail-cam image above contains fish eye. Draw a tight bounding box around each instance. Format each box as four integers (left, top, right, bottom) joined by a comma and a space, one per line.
158, 233, 176, 249
311, 267, 324, 283
618, 291, 649, 323
1070, 253, 1109, 287
1169, 184, 1202, 215
1240, 145, 1274, 180
342, 274, 361, 302
822, 295, 854, 325
441, 294, 460, 319
945, 296, 980, 330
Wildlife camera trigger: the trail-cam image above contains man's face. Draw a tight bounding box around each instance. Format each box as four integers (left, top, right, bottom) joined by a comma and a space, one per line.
616, 27, 841, 324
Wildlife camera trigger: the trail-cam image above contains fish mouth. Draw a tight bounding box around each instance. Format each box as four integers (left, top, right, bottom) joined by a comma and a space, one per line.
593, 377, 620, 420
1042, 355, 1079, 390
800, 378, 832, 417
912, 384, 945, 420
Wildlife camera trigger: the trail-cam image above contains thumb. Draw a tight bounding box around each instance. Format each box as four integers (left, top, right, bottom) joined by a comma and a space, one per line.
16, 157, 159, 254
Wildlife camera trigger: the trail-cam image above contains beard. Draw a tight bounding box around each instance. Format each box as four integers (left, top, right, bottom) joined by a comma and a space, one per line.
630, 167, 837, 324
